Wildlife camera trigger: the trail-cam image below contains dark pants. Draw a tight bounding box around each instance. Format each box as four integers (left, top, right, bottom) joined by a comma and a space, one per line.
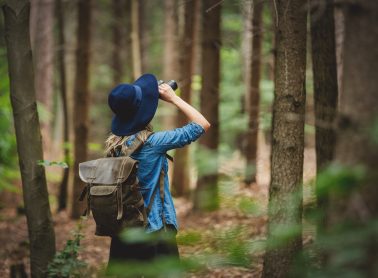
106, 225, 180, 276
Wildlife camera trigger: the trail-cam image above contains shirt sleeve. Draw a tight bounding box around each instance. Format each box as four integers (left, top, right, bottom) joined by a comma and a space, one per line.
148, 122, 205, 152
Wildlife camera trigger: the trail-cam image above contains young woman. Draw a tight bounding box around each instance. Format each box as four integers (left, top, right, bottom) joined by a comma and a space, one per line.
105, 74, 210, 273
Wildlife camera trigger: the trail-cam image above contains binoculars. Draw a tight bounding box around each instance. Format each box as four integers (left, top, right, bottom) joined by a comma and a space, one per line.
158, 79, 178, 91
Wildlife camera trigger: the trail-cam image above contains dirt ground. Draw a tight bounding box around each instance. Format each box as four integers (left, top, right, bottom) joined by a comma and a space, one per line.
0, 142, 316, 277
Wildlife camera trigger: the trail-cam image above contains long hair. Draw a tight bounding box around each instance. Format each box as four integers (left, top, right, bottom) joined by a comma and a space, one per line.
104, 124, 153, 157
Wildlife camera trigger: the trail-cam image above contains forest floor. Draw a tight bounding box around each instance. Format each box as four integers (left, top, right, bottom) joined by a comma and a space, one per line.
0, 142, 316, 277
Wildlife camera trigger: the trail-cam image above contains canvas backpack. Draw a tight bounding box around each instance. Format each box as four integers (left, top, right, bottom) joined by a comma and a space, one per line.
78, 131, 168, 237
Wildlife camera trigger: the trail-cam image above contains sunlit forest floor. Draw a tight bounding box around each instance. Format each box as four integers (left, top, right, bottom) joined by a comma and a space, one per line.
0, 140, 316, 277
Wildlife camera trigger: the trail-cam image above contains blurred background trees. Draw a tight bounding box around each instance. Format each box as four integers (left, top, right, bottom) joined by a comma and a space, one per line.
1, 0, 378, 276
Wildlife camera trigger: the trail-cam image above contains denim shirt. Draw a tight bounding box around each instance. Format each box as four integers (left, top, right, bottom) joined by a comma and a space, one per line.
124, 122, 205, 233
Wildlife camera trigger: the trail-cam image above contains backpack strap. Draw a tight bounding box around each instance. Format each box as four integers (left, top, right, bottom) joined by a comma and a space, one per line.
146, 168, 167, 230
124, 131, 154, 157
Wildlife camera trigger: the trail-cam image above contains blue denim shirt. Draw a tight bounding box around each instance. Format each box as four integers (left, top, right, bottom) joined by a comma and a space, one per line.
124, 122, 205, 233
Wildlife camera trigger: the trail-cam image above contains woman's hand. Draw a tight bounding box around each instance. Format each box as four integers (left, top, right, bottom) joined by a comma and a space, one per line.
158, 83, 178, 103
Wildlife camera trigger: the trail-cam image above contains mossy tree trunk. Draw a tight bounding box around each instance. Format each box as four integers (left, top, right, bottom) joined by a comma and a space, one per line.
330, 1, 378, 274
310, 0, 338, 230
71, 0, 92, 219
193, 0, 221, 211
172, 0, 199, 197
56, 0, 70, 211
3, 1, 56, 276
245, 0, 263, 184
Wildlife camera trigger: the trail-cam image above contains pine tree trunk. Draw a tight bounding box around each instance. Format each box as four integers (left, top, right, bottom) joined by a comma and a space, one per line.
131, 0, 142, 79
310, 0, 338, 230
56, 0, 69, 212
163, 0, 178, 81
330, 1, 378, 273
112, 0, 124, 85
193, 0, 221, 211
71, 0, 92, 219
30, 0, 55, 157
262, 0, 307, 276
245, 0, 263, 184
124, 0, 132, 82
334, 6, 344, 101
3, 1, 56, 276
161, 0, 179, 132
172, 0, 199, 197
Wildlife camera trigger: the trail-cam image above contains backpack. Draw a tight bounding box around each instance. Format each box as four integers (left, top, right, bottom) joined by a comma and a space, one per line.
78, 132, 167, 237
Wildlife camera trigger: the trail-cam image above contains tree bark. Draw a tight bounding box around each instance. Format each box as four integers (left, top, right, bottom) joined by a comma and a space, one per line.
30, 0, 55, 157
71, 0, 92, 219
112, 0, 124, 85
172, 0, 199, 197
3, 1, 56, 276
163, 0, 179, 81
245, 0, 263, 184
131, 0, 142, 79
193, 0, 221, 211
56, 0, 69, 212
330, 1, 378, 274
310, 0, 338, 230
262, 0, 307, 276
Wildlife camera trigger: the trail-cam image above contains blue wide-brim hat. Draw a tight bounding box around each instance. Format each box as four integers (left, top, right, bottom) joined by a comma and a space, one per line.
108, 73, 159, 136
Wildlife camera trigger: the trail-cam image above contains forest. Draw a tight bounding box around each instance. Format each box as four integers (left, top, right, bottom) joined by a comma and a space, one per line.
0, 0, 377, 277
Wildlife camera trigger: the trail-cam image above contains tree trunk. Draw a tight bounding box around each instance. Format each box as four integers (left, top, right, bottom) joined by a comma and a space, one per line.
172, 0, 199, 197
131, 0, 142, 79
3, 1, 56, 276
161, 0, 179, 131
262, 0, 307, 276
112, 0, 124, 84
30, 0, 55, 157
193, 0, 221, 211
71, 0, 92, 219
245, 0, 263, 184
56, 0, 70, 212
330, 1, 378, 274
310, 0, 338, 229
163, 0, 178, 81
123, 0, 132, 82
334, 5, 344, 102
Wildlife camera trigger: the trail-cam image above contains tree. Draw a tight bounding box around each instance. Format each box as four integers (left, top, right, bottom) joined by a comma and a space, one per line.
71, 0, 92, 219
245, 0, 263, 184
30, 0, 55, 157
310, 0, 338, 229
329, 1, 378, 274
3, 0, 56, 276
172, 0, 199, 197
131, 0, 142, 79
193, 0, 221, 211
56, 0, 69, 211
262, 0, 307, 276
112, 0, 124, 85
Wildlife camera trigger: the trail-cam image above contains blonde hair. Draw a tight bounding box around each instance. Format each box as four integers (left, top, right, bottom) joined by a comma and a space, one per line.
104, 124, 153, 157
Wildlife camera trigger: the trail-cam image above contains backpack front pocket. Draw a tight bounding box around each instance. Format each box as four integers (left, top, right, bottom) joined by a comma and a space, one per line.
90, 185, 120, 231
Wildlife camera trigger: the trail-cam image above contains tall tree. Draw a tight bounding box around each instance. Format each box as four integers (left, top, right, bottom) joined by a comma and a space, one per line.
30, 0, 55, 157
131, 0, 142, 79
172, 0, 199, 197
56, 0, 69, 211
3, 0, 56, 276
112, 0, 124, 85
163, 0, 179, 81
310, 0, 338, 229
71, 0, 92, 219
329, 1, 378, 274
262, 0, 307, 276
245, 0, 263, 184
193, 0, 221, 211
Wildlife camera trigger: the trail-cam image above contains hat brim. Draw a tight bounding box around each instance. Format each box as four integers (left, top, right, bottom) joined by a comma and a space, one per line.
111, 74, 159, 136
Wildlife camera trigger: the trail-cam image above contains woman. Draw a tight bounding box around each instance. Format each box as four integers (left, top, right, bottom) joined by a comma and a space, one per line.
105, 74, 210, 274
